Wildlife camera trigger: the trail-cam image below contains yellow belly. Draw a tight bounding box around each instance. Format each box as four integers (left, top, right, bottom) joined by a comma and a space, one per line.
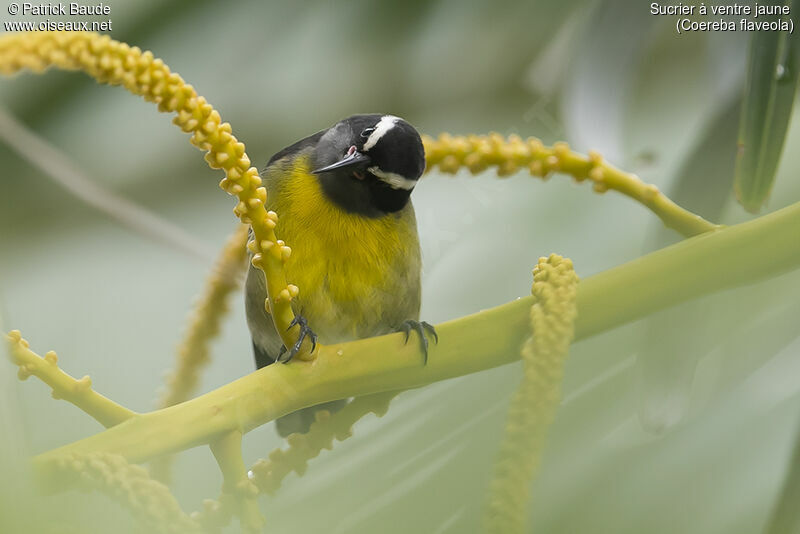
267, 159, 420, 342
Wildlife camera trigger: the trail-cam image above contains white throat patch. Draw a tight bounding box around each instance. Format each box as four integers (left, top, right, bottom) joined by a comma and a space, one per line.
362, 115, 398, 152
368, 166, 417, 191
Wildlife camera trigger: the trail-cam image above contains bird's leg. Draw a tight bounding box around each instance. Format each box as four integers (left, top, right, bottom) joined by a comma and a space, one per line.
280, 315, 318, 363
398, 320, 438, 365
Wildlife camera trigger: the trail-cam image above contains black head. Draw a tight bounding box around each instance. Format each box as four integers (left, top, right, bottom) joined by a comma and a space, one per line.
312, 114, 425, 216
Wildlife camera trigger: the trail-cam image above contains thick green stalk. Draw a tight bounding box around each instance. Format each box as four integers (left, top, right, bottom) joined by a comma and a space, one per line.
32, 200, 800, 488
575, 197, 800, 338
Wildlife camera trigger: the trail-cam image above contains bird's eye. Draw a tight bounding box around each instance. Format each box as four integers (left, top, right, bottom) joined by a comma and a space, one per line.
360, 127, 375, 138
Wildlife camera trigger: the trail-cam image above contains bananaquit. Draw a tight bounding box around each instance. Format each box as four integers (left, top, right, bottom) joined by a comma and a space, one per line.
245, 114, 436, 437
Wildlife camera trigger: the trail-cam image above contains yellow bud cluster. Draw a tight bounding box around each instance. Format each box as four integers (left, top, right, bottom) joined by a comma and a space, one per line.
424, 133, 560, 178
192, 498, 233, 533
249, 391, 397, 495
423, 133, 719, 237
485, 254, 579, 534
55, 453, 201, 534
158, 224, 249, 412
0, 31, 302, 355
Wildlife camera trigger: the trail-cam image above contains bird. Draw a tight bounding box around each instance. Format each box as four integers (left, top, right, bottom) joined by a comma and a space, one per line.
245, 114, 437, 437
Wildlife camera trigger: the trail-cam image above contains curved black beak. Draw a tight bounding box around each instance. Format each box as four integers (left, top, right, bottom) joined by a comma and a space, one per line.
312, 149, 371, 174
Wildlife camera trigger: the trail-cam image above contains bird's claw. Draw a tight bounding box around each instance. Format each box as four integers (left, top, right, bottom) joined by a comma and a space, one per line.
279, 315, 318, 363
399, 320, 438, 365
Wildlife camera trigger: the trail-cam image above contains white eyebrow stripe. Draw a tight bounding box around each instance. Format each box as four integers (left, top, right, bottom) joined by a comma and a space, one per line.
362, 115, 398, 151
368, 166, 417, 190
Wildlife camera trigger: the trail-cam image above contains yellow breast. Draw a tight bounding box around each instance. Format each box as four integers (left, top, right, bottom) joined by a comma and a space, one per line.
266, 157, 420, 341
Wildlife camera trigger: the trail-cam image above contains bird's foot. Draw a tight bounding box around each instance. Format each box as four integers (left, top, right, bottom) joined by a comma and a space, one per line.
398, 320, 438, 365
279, 315, 318, 363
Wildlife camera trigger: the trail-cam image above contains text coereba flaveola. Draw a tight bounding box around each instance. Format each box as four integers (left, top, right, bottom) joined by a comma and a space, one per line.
245, 114, 436, 436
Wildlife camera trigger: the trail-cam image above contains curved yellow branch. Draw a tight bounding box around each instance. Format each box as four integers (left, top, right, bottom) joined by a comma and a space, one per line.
0, 31, 304, 356
423, 133, 721, 237
5, 330, 135, 427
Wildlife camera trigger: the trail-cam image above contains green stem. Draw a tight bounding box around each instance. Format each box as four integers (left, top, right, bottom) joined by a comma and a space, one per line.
32, 199, 800, 489
209, 431, 264, 533
5, 333, 135, 428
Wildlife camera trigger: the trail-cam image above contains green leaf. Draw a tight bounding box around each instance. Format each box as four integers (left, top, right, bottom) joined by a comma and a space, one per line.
735, 0, 800, 213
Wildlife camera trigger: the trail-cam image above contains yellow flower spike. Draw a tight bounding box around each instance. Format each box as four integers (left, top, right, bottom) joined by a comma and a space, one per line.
588, 166, 605, 183
224, 165, 242, 181
527, 138, 546, 160
56, 452, 201, 534
192, 497, 232, 532
247, 172, 262, 188
249, 392, 398, 496
6, 329, 22, 344
488, 131, 505, 148
1, 31, 301, 352
497, 160, 519, 177
75, 375, 92, 393
528, 160, 545, 178
593, 182, 610, 194
4, 331, 135, 428
485, 255, 579, 534
285, 433, 306, 450
255, 187, 267, 203
508, 140, 531, 165
150, 224, 249, 484
464, 153, 488, 173
439, 155, 461, 174
552, 141, 570, 159
506, 133, 523, 146
422, 133, 720, 237
44, 350, 58, 365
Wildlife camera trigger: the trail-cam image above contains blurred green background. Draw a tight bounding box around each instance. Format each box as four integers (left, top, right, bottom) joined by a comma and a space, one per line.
2, 1, 800, 532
